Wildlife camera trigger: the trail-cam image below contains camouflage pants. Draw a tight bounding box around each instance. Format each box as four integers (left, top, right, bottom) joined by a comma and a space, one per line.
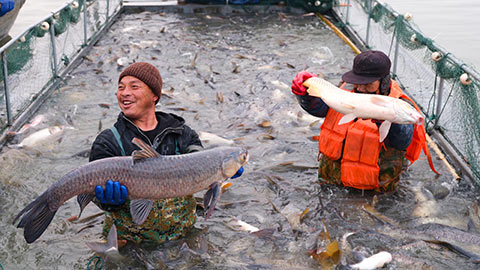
318, 148, 407, 192
103, 196, 197, 244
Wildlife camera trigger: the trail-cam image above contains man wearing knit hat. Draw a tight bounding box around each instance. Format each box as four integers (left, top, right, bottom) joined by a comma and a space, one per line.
291, 50, 425, 192
88, 62, 243, 243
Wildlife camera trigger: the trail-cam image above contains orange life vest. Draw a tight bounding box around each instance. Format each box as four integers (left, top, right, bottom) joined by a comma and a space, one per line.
317, 81, 438, 190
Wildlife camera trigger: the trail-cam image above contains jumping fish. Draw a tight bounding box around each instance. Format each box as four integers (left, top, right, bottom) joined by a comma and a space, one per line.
303, 77, 424, 142
15, 125, 71, 148
13, 138, 248, 243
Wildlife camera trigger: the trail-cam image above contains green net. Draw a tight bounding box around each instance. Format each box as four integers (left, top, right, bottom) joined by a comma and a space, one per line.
333, 0, 480, 187
0, 0, 121, 135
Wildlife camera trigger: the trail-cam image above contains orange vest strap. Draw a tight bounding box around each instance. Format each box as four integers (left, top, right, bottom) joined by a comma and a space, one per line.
395, 85, 439, 174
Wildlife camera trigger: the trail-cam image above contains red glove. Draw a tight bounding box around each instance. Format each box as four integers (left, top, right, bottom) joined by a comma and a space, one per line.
291, 71, 318, 96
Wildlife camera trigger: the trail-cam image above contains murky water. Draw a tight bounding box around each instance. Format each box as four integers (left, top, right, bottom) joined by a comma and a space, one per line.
1, 10, 479, 270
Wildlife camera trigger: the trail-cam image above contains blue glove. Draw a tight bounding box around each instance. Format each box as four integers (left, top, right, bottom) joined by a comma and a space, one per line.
230, 166, 244, 179
95, 180, 128, 205
0, 0, 15, 17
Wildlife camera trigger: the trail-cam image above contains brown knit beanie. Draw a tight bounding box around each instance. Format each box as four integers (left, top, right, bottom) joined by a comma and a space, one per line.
119, 62, 163, 103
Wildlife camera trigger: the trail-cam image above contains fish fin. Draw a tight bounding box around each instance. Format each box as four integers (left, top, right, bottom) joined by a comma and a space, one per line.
379, 121, 392, 142
305, 87, 322, 98
13, 191, 57, 243
132, 150, 158, 163
130, 199, 154, 225
203, 182, 221, 220
106, 224, 119, 250
131, 137, 161, 159
86, 225, 118, 254
370, 95, 390, 107
76, 193, 94, 219
338, 114, 356, 125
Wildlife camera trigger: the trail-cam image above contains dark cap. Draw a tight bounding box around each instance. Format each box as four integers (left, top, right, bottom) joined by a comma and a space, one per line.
342, 50, 391, 84
119, 62, 163, 103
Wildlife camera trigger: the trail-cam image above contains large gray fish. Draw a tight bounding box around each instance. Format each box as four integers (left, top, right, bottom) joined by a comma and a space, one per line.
13, 138, 248, 243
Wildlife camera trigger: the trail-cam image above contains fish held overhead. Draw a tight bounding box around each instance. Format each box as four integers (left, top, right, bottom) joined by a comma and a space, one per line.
13, 138, 248, 244
303, 77, 424, 142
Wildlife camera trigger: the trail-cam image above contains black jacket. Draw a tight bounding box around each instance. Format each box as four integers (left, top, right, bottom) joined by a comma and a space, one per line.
90, 111, 203, 162
89, 111, 203, 211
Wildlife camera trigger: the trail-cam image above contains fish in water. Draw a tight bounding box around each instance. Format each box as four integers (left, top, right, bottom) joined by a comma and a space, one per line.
349, 251, 392, 270
13, 138, 248, 243
86, 224, 123, 261
303, 77, 424, 142
14, 125, 71, 148
7, 115, 46, 137
198, 131, 234, 146
412, 223, 480, 262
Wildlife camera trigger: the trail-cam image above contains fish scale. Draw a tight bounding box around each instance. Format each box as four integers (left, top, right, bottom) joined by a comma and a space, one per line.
14, 144, 248, 243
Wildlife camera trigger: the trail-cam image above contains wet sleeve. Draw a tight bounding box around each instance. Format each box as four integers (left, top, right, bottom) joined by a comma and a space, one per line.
384, 123, 414, 150
89, 130, 118, 162
183, 125, 204, 153
295, 94, 330, 118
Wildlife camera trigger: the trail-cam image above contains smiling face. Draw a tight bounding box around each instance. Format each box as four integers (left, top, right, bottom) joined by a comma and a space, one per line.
117, 76, 159, 122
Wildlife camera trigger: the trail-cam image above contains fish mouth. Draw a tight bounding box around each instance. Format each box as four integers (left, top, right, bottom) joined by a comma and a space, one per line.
416, 116, 425, 126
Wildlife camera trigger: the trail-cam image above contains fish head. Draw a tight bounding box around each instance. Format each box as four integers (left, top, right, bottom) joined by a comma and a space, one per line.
393, 99, 424, 125
221, 147, 249, 178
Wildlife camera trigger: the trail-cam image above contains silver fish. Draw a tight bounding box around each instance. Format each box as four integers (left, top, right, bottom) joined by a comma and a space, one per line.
303, 77, 424, 142
349, 251, 392, 270
13, 138, 248, 243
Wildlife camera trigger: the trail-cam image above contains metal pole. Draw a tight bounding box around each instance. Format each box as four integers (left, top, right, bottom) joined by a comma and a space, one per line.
83, 0, 88, 45
392, 31, 400, 76
49, 21, 58, 78
1, 52, 12, 125
365, 0, 372, 47
346, 0, 350, 24
106, 0, 110, 24
434, 77, 444, 128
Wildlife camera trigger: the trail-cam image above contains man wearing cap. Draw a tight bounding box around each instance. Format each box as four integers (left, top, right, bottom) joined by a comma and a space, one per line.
291, 50, 419, 191
89, 62, 243, 243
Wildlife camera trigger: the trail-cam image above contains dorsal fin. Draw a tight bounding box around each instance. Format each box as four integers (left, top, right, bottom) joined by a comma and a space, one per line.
131, 137, 161, 163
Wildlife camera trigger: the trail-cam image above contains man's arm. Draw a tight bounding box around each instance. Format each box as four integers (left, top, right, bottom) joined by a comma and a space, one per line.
292, 71, 330, 118
183, 125, 204, 153
89, 130, 128, 211
384, 123, 414, 150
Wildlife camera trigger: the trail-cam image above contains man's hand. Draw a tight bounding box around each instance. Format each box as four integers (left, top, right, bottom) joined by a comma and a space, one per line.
0, 0, 15, 17
95, 180, 128, 205
230, 166, 244, 179
291, 71, 318, 96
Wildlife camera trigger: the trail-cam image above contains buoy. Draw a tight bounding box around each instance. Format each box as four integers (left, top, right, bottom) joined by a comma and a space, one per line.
40, 22, 50, 31
410, 34, 417, 43
431, 51, 442, 62
54, 13, 60, 20
460, 73, 472, 85
72, 1, 79, 9
403, 12, 413, 21
314, 0, 321, 6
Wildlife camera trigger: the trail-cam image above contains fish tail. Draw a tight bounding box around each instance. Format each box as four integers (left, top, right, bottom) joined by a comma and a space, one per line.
13, 191, 57, 243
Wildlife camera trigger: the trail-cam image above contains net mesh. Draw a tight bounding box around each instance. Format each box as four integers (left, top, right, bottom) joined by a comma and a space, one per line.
0, 0, 122, 133
333, 0, 480, 187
